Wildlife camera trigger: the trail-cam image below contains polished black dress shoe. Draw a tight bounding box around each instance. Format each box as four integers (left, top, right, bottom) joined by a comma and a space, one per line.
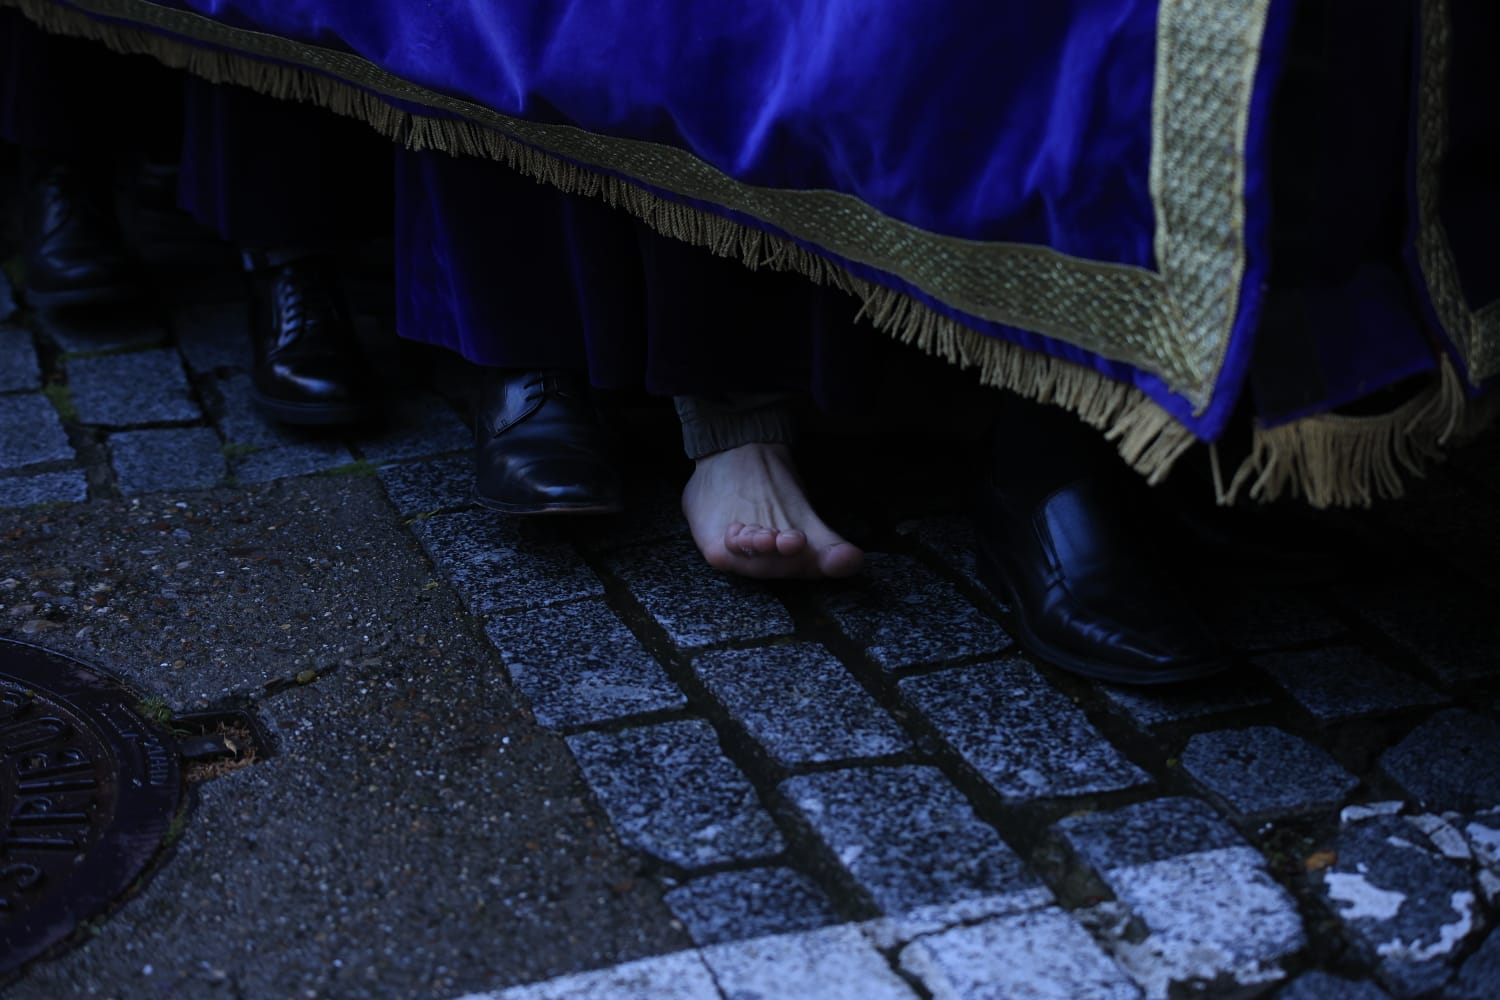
475, 369, 623, 515
248, 256, 374, 426
23, 162, 140, 308
976, 473, 1229, 685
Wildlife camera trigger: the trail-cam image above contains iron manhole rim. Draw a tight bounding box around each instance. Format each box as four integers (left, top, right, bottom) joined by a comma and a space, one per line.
1, 637, 185, 978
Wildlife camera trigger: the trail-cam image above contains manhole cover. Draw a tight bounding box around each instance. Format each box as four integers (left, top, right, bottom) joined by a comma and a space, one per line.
1, 638, 184, 976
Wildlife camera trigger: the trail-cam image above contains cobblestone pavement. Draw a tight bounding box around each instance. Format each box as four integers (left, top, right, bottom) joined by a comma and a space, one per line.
4, 200, 1500, 998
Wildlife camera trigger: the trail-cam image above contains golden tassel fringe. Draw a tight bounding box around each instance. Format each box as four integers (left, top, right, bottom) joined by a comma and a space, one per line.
8, 0, 1490, 507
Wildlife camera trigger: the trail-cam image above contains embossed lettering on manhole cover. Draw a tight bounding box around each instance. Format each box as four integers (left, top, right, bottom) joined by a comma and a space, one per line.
1, 638, 183, 977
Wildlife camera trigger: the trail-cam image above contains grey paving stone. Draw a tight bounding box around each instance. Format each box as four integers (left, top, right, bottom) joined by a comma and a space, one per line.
899, 659, 1151, 801
567, 719, 784, 869
603, 538, 793, 649
1343, 575, 1500, 684
1215, 590, 1346, 652
1381, 710, 1500, 812
354, 392, 470, 463
693, 643, 909, 766
0, 393, 74, 468
780, 766, 1051, 934
1181, 726, 1358, 819
172, 300, 252, 373
1256, 646, 1445, 721
899, 515, 988, 594
415, 508, 604, 616
68, 349, 199, 426
701, 925, 919, 999
899, 908, 1141, 1000
109, 428, 227, 496
1058, 798, 1304, 995
664, 868, 838, 946
484, 599, 686, 729
0, 324, 40, 391
1316, 814, 1483, 997
1056, 797, 1245, 870
1448, 927, 1500, 1000
233, 441, 355, 484
573, 473, 691, 553
817, 553, 1010, 670
1274, 971, 1391, 999
0, 469, 88, 508
378, 453, 474, 517
43, 306, 166, 355
1381, 479, 1500, 594
1102, 672, 1273, 729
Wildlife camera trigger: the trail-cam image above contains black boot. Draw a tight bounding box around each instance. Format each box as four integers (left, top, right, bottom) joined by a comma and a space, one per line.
474, 369, 623, 514
23, 158, 140, 308
247, 254, 375, 426
975, 397, 1227, 685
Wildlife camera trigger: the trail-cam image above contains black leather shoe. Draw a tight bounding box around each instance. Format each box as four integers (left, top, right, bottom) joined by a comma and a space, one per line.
23, 162, 140, 308
248, 256, 374, 426
975, 404, 1227, 685
475, 369, 623, 515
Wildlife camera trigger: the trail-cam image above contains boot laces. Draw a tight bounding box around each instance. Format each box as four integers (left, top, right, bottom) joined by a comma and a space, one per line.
522, 371, 579, 404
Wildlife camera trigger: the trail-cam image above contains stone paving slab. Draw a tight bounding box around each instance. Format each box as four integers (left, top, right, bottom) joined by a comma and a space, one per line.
817, 552, 1011, 670
353, 391, 471, 463
0, 468, 88, 507
899, 659, 1151, 801
108, 427, 227, 496
567, 719, 786, 869
212, 372, 322, 449
67, 348, 200, 426
1276, 971, 1393, 999
1339, 575, 1500, 685
0, 322, 40, 391
0, 392, 74, 467
233, 439, 355, 484
485, 598, 687, 729
692, 643, 910, 766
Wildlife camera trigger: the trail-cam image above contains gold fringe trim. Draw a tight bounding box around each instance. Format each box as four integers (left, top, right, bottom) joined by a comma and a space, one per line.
7, 0, 1488, 507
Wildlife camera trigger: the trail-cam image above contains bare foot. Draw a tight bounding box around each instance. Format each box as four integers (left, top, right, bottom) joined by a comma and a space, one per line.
682, 443, 864, 579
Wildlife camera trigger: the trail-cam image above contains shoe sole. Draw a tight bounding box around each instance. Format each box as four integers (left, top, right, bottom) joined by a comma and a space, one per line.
252, 392, 369, 427
974, 544, 1228, 686
474, 493, 623, 516
25, 283, 141, 309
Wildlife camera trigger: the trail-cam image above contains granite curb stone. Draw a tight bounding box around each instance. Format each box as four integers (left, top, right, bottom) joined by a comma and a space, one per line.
1381, 710, 1500, 812
415, 508, 605, 616
0, 393, 74, 468
1255, 646, 1445, 721
899, 659, 1151, 801
1181, 726, 1359, 819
